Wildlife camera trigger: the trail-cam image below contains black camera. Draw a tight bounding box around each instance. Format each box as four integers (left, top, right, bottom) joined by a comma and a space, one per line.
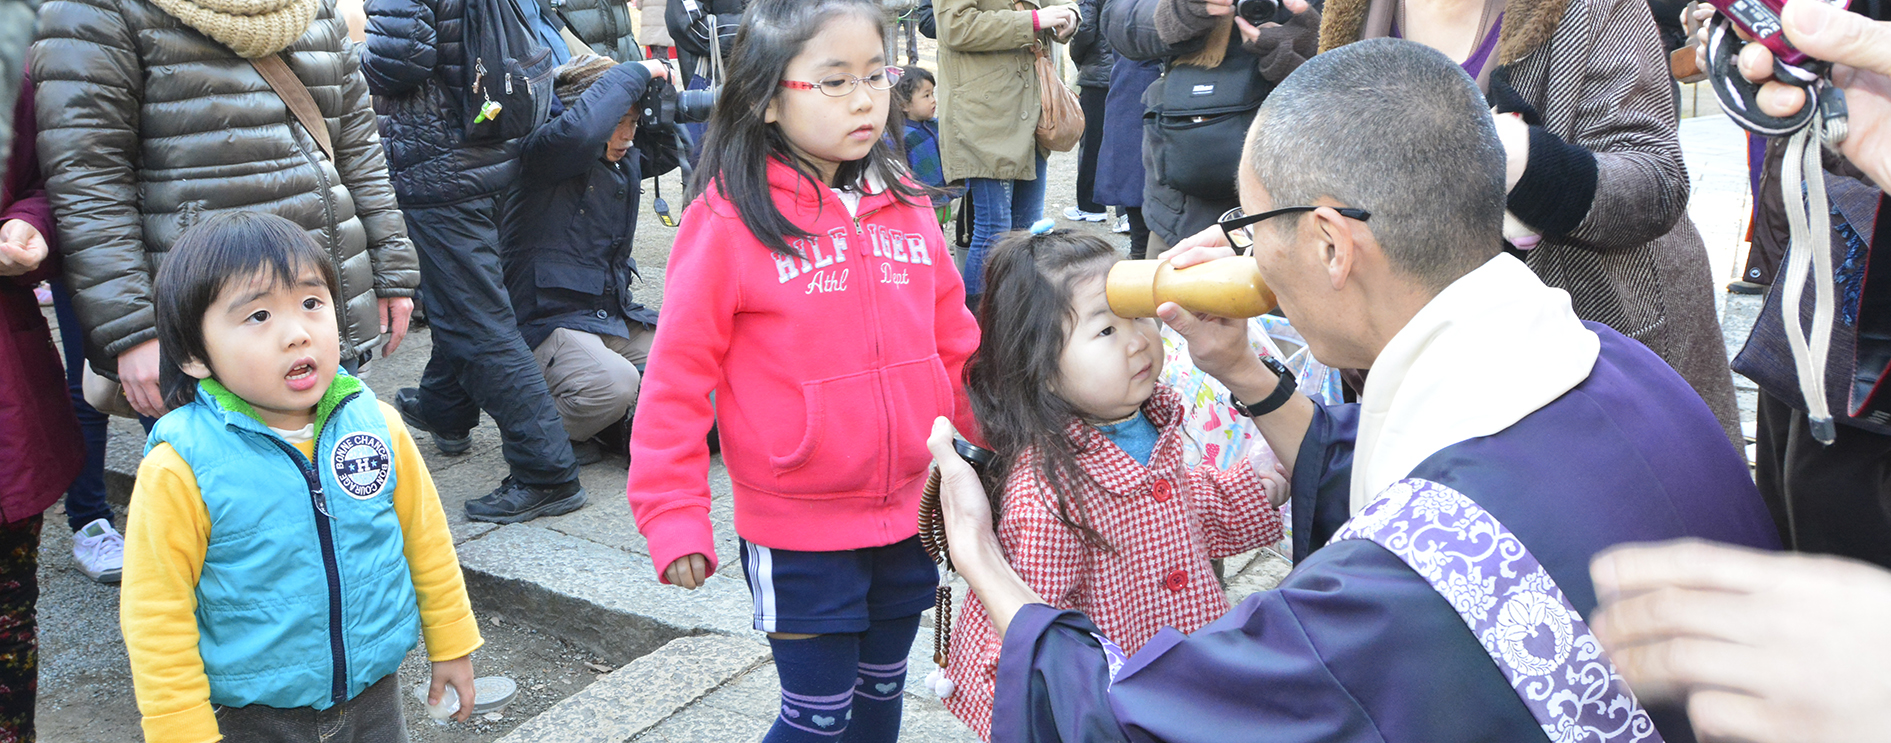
1238, 0, 1295, 25
636, 76, 719, 128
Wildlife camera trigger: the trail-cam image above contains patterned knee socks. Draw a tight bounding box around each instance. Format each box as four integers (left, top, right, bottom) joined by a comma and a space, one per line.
767, 634, 858, 741
844, 615, 921, 743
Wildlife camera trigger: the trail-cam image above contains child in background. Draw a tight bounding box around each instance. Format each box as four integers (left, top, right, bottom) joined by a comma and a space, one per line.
624, 2, 980, 742
893, 66, 956, 224
940, 224, 1287, 739
122, 212, 480, 742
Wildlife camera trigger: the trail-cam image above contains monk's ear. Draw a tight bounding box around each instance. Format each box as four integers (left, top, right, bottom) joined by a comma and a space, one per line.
1313, 206, 1357, 291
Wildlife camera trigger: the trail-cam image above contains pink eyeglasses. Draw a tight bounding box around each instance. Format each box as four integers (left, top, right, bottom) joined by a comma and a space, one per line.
778, 66, 903, 97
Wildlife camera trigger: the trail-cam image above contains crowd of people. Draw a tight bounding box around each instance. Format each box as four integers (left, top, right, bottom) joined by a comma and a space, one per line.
0, 0, 1887, 740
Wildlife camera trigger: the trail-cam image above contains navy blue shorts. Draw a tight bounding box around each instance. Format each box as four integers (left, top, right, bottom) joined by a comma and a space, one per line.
737, 535, 939, 634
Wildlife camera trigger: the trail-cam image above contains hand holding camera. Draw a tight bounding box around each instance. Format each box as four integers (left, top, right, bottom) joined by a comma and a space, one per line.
1231, 0, 1311, 45
1737, 0, 1891, 188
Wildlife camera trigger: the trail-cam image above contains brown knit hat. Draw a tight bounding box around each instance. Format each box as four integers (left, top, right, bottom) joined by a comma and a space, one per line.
554, 55, 620, 107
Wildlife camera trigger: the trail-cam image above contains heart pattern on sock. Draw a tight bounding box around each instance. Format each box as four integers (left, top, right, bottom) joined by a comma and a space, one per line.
812, 715, 836, 728
781, 706, 799, 718
875, 682, 898, 694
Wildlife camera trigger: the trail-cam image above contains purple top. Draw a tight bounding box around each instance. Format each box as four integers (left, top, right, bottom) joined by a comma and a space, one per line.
1391, 13, 1506, 79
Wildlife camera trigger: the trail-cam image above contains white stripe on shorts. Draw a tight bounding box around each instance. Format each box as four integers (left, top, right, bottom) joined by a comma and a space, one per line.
746, 541, 778, 633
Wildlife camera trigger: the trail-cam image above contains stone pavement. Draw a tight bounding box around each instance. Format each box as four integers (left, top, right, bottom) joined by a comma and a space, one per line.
82, 111, 1761, 742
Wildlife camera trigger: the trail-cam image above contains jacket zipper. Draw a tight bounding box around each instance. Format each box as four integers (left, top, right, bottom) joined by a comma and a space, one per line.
256, 391, 360, 705
295, 137, 347, 341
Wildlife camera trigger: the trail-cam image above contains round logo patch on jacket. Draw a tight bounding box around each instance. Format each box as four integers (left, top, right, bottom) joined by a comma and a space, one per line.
331, 433, 392, 500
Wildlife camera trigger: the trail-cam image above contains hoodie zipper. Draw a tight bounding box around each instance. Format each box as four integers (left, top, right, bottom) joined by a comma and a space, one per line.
842, 198, 897, 500
255, 391, 360, 705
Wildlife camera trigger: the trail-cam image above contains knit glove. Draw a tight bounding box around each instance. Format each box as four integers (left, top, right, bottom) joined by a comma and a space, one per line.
1243, 8, 1321, 84
1156, 0, 1223, 45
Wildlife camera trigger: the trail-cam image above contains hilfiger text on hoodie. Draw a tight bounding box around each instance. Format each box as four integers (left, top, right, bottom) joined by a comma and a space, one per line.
775, 223, 937, 293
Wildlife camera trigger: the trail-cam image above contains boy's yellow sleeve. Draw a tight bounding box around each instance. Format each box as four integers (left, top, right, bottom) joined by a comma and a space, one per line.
380, 401, 484, 661
120, 444, 219, 743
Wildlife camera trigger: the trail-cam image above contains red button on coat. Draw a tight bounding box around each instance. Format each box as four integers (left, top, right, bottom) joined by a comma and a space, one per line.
1162, 569, 1188, 592
1151, 479, 1173, 502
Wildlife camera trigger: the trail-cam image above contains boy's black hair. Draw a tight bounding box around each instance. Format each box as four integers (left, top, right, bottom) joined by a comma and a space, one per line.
965, 228, 1121, 550
154, 211, 341, 411
686, 0, 929, 259
891, 65, 934, 110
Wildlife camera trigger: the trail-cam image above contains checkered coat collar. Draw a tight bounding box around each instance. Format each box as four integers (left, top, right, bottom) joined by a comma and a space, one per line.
1047, 385, 1188, 497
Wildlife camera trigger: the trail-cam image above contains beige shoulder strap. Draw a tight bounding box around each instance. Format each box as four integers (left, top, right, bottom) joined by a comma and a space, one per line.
250, 53, 335, 161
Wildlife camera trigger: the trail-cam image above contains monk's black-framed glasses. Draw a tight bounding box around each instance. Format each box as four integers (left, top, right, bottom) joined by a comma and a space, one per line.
1218, 206, 1372, 254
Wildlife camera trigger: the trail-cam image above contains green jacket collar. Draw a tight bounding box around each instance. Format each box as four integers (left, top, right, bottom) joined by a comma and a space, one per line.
198, 373, 364, 440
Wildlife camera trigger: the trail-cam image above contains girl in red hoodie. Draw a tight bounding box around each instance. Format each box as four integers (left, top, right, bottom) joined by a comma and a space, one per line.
624, 1, 979, 741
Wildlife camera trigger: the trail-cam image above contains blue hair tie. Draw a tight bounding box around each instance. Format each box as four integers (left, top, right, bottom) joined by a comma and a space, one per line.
1029, 218, 1056, 235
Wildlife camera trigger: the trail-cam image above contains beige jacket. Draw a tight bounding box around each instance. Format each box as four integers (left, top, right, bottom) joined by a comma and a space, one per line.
935, 0, 1072, 182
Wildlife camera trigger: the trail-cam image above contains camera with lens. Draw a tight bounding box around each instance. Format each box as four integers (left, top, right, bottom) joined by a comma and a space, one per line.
1237, 0, 1295, 25
636, 75, 718, 129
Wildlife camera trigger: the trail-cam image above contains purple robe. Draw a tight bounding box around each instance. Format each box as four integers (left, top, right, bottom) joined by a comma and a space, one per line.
990, 323, 1779, 743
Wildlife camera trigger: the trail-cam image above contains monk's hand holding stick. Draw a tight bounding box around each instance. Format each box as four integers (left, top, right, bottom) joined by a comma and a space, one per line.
928, 418, 1045, 636
1589, 539, 1891, 743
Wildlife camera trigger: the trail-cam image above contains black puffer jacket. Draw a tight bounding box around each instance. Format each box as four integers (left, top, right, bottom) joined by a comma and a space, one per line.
362, 0, 520, 206
505, 63, 659, 350
31, 0, 418, 371
1071, 0, 1116, 88
553, 0, 643, 62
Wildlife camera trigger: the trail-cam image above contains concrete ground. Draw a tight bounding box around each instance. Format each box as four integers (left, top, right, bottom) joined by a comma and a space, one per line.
35, 88, 1763, 741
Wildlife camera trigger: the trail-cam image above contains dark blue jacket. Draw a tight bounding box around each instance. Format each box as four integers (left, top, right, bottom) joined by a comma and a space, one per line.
503, 63, 659, 349
362, 0, 527, 206
1091, 57, 1159, 208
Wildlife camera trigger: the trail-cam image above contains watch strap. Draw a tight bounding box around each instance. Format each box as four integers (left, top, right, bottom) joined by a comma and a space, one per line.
1230, 357, 1297, 417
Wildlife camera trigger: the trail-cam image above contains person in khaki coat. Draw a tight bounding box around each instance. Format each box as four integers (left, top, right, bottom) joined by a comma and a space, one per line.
936, 0, 1075, 301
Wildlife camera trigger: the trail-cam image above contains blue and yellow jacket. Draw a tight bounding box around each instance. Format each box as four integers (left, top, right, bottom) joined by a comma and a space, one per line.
123, 375, 480, 743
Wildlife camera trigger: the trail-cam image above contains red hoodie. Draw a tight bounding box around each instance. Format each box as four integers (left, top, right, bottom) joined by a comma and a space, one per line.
627, 159, 980, 582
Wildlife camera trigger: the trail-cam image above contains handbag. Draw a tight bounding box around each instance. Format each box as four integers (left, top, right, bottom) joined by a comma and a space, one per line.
1145, 42, 1271, 200
1669, 43, 1707, 83
1034, 43, 1085, 152
1732, 176, 1891, 435
81, 363, 140, 419
461, 0, 557, 143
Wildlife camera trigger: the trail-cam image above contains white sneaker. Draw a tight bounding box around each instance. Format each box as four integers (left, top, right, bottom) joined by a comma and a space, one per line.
1112, 215, 1130, 233
1063, 206, 1107, 222
73, 518, 124, 584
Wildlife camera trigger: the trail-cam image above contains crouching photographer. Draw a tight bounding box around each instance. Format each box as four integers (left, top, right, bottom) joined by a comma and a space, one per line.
503, 56, 672, 464
1103, 0, 1322, 252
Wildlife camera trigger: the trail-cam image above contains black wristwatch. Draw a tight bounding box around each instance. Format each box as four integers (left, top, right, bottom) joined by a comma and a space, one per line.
1229, 355, 1298, 418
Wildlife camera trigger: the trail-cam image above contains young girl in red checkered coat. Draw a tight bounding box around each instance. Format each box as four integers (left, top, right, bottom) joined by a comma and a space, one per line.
939, 225, 1288, 739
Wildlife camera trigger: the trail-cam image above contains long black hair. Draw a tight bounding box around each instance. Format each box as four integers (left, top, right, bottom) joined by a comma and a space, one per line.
153, 211, 340, 411
687, 0, 929, 258
966, 228, 1121, 550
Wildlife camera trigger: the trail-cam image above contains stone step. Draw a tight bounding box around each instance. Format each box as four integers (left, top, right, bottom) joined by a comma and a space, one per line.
455, 522, 754, 666
628, 624, 980, 743
494, 634, 771, 743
